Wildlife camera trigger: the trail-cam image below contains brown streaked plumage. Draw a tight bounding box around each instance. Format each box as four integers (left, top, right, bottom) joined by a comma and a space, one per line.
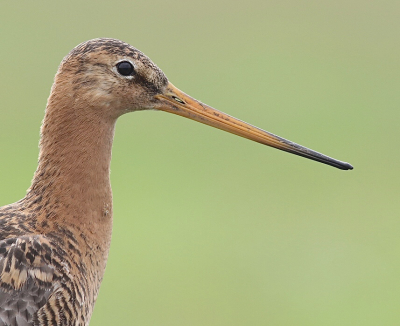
0, 38, 353, 326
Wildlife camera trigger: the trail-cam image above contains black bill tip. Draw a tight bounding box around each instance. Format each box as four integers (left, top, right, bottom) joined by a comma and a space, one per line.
337, 162, 354, 170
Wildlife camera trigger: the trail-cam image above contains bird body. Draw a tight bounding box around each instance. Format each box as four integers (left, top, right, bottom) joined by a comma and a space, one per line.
0, 38, 352, 326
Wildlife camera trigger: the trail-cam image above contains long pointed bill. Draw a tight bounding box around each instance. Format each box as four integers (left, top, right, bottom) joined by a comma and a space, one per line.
154, 82, 353, 170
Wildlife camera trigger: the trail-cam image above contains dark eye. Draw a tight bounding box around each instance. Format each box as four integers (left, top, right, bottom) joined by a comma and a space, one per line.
116, 61, 135, 76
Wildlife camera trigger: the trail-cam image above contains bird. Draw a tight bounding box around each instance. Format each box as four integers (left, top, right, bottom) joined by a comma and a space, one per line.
0, 38, 353, 326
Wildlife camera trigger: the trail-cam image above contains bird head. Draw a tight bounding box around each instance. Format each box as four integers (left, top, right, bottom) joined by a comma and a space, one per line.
53, 38, 352, 170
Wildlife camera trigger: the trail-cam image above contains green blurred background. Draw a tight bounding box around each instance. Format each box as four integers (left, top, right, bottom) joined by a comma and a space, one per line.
0, 1, 399, 325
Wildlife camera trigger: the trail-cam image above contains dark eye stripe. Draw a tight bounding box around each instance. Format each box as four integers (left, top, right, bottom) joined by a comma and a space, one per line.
116, 61, 135, 76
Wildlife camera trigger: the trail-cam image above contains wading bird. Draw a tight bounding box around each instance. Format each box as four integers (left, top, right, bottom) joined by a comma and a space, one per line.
0, 38, 352, 326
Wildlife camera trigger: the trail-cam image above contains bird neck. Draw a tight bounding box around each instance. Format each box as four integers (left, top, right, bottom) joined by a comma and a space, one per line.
28, 86, 116, 237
